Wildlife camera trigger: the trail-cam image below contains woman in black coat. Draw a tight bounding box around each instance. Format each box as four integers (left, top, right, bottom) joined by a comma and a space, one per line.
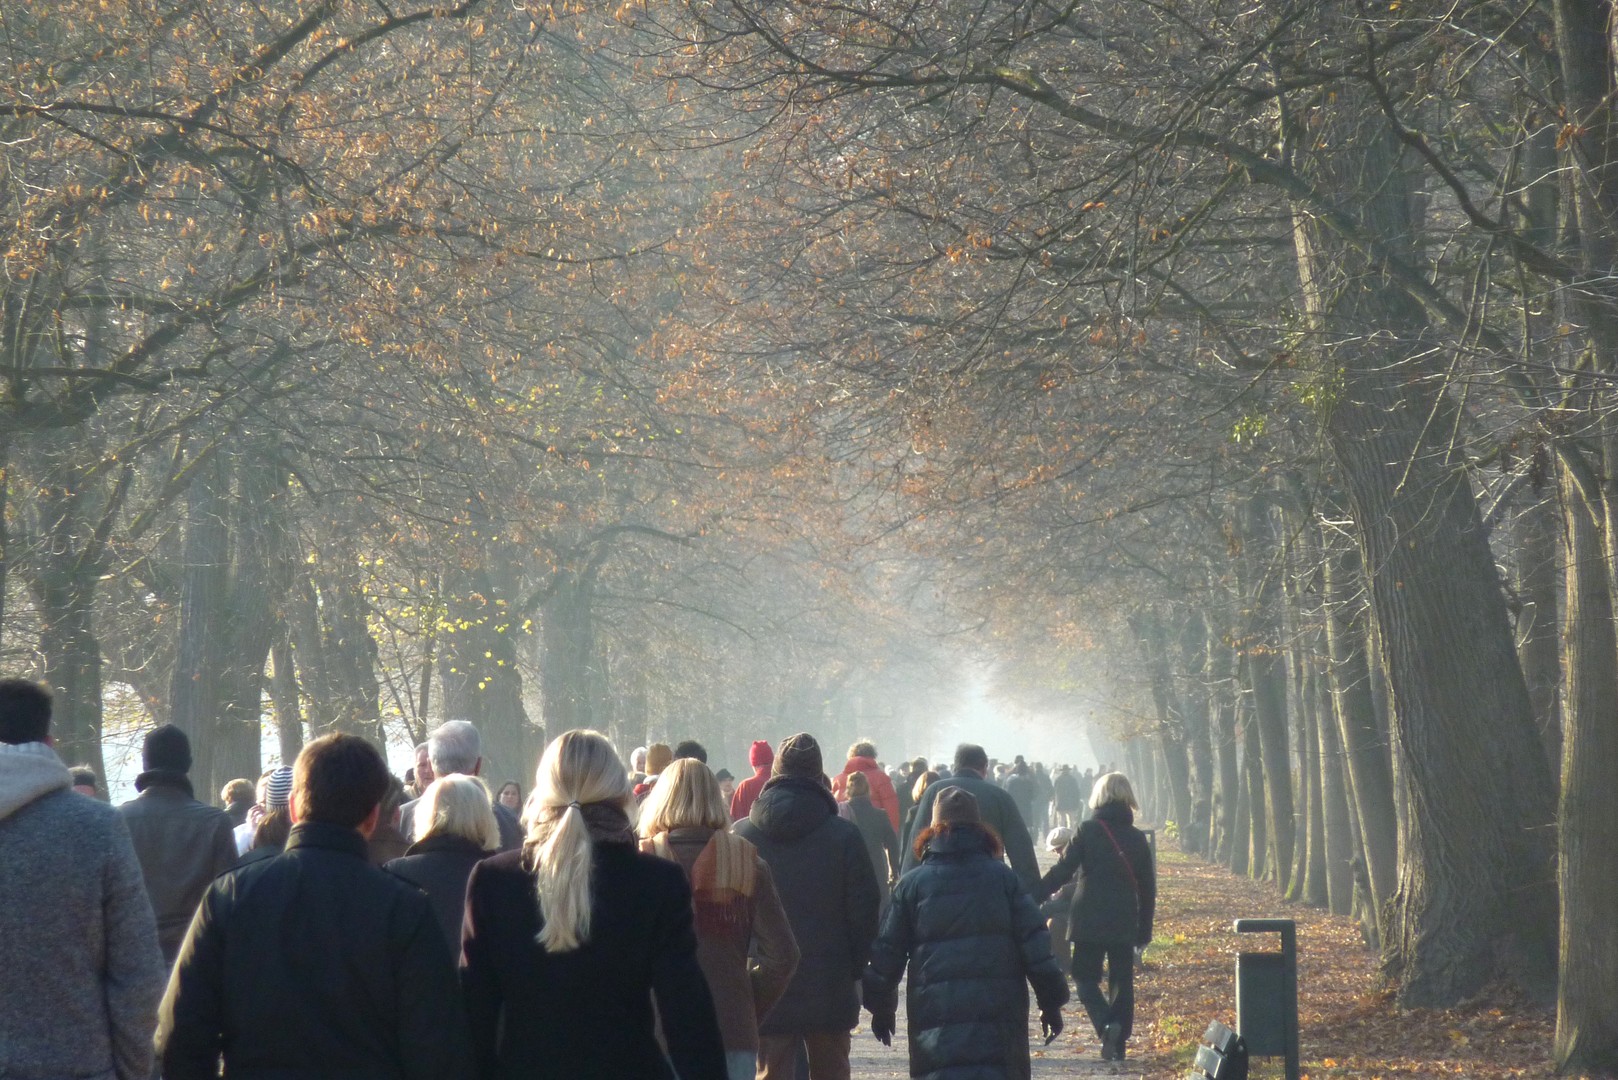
863, 787, 1069, 1080
386, 774, 498, 949
459, 730, 727, 1080
1033, 771, 1156, 1062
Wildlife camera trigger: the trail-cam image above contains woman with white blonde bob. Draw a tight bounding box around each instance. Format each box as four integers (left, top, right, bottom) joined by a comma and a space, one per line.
639, 759, 800, 1080
385, 775, 498, 948
459, 730, 727, 1079
1031, 771, 1157, 1063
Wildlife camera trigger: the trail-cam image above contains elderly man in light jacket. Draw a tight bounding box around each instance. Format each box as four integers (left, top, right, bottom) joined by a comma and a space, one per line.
0, 678, 164, 1080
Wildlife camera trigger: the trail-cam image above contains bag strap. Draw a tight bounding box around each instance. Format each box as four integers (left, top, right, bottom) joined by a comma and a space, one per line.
1094, 819, 1140, 899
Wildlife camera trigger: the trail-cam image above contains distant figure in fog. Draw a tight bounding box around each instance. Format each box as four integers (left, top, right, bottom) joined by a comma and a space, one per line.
158, 734, 472, 1080
236, 766, 293, 863
903, 770, 938, 840
118, 724, 237, 966
640, 758, 800, 1080
388, 774, 500, 950
460, 730, 727, 1079
1051, 765, 1082, 829
1, 678, 164, 1080
715, 768, 736, 806
673, 739, 708, 764
864, 787, 1068, 1080
839, 771, 900, 908
729, 739, 774, 822
1033, 771, 1156, 1063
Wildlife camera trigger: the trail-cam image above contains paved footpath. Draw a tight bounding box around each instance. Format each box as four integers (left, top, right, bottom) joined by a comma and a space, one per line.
849, 834, 1148, 1079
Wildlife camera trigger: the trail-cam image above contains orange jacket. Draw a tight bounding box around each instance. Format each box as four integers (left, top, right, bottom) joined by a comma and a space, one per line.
831, 756, 900, 832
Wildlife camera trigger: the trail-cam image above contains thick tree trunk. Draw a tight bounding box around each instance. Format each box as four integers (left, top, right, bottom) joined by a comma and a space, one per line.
1208, 608, 1242, 864
1284, 57, 1556, 1000
1557, 479, 1618, 1075
33, 572, 105, 779
268, 632, 304, 765
1133, 610, 1193, 836
1316, 647, 1355, 916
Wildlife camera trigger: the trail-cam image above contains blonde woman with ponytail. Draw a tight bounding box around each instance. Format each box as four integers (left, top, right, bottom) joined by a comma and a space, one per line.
460, 730, 727, 1079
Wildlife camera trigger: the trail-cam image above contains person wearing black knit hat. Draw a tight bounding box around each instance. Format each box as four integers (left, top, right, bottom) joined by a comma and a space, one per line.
118, 725, 237, 965
735, 733, 881, 1080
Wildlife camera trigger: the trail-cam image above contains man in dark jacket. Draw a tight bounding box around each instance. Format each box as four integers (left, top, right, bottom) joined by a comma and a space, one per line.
157, 733, 473, 1080
734, 733, 881, 1080
865, 788, 1068, 1080
118, 724, 238, 966
901, 743, 1040, 892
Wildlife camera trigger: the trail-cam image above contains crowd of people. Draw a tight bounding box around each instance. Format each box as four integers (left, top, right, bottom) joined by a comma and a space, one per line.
0, 675, 1156, 1080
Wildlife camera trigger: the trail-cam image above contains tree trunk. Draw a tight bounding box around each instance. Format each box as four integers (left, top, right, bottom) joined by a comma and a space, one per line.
1209, 607, 1242, 864
1557, 477, 1618, 1075
1238, 496, 1294, 889
1513, 490, 1562, 780
1323, 536, 1398, 937
1133, 610, 1193, 836
33, 571, 105, 778
1179, 610, 1216, 856
1284, 50, 1557, 1001
1317, 645, 1355, 917
440, 565, 540, 782
268, 631, 304, 765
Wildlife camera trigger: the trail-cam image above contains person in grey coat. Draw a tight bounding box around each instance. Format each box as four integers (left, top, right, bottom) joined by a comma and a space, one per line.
119, 724, 238, 966
0, 679, 165, 1080
900, 743, 1040, 892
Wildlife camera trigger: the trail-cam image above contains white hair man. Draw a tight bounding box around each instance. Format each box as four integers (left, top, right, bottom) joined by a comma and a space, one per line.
399, 721, 521, 850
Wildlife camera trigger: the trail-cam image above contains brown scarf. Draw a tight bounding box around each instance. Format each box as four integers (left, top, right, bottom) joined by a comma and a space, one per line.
642, 829, 757, 937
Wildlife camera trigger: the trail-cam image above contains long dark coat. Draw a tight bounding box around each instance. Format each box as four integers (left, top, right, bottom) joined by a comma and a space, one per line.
386, 833, 491, 951
1034, 801, 1156, 945
733, 775, 882, 1034
459, 841, 727, 1080
864, 824, 1069, 1080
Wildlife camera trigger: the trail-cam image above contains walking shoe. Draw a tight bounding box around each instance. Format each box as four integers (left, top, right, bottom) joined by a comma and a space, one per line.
1101, 1021, 1123, 1061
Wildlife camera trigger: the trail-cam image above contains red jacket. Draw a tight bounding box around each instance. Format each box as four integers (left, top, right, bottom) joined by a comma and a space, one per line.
830, 757, 900, 832
729, 765, 770, 822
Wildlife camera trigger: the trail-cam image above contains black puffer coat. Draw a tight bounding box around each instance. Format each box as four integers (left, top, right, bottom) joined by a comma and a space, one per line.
864, 824, 1068, 1080
1034, 801, 1156, 945
734, 776, 881, 1034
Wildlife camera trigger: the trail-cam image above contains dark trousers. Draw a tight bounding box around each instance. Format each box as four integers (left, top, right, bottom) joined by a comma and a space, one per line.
758, 1030, 851, 1080
1072, 941, 1135, 1042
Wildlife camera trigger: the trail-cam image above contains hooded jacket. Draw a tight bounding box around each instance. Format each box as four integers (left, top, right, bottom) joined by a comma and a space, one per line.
864, 824, 1069, 1080
0, 742, 164, 1080
733, 775, 881, 1033
728, 741, 773, 822
1034, 800, 1156, 945
830, 756, 901, 832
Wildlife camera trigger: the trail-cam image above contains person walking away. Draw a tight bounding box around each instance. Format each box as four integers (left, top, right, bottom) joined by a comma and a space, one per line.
387, 774, 500, 949
235, 766, 293, 866
1032, 771, 1156, 1062
460, 730, 727, 1079
1005, 762, 1036, 840
639, 758, 800, 1080
829, 739, 901, 833
730, 739, 773, 821
734, 733, 881, 1080
400, 720, 521, 850
715, 768, 737, 806
71, 764, 104, 799
1, 679, 165, 1080
901, 744, 1040, 893
634, 741, 674, 803
368, 774, 412, 865
902, 770, 937, 840
157, 733, 472, 1080
118, 724, 238, 967
863, 787, 1068, 1080
1051, 765, 1082, 829
839, 771, 900, 915
1031, 764, 1054, 835
1041, 827, 1077, 970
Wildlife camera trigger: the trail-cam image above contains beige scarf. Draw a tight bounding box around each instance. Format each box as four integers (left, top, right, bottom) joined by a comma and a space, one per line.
642, 829, 757, 936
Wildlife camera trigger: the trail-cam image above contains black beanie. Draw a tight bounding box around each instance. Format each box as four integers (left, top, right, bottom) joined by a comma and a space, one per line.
143, 724, 193, 774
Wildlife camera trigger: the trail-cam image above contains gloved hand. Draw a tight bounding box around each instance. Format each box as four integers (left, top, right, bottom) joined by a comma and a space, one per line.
1040, 1009, 1064, 1044
871, 1012, 896, 1047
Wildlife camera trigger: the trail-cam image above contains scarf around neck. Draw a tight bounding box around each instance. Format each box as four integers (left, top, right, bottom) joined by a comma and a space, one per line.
642, 828, 757, 936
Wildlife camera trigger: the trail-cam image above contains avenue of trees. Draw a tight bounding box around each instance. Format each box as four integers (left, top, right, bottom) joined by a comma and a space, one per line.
3, 0, 1618, 1073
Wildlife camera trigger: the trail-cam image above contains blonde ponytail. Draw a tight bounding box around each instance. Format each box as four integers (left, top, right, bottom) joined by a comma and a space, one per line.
526, 730, 632, 953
